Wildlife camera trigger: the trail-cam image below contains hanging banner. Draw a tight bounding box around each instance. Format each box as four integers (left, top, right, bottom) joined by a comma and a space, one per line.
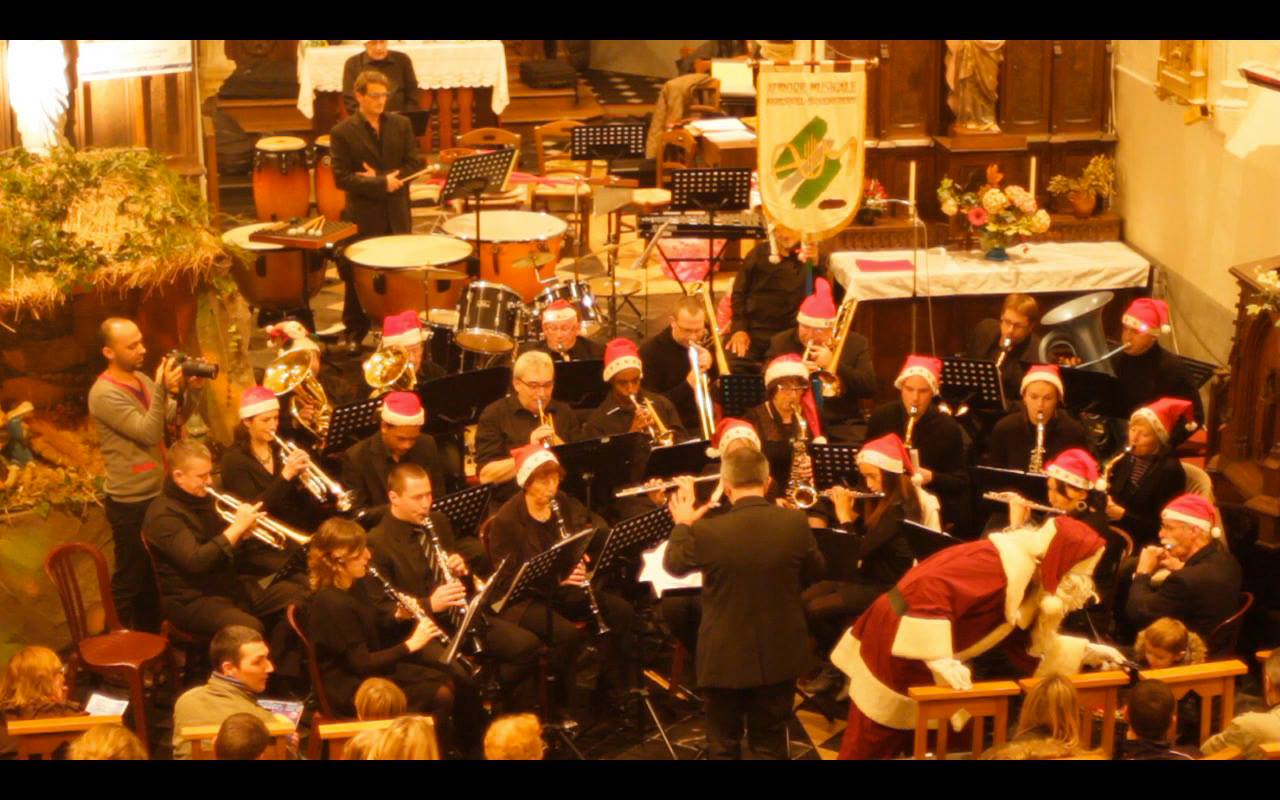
756, 63, 866, 240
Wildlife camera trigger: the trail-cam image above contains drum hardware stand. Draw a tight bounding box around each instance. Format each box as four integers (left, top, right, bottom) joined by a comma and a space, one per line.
665, 168, 753, 304
607, 219, 672, 339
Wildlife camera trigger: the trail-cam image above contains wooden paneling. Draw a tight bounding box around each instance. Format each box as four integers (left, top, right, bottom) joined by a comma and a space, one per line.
999, 40, 1052, 135
0, 40, 16, 151
1051, 40, 1109, 133
827, 40, 880, 140
878, 40, 939, 140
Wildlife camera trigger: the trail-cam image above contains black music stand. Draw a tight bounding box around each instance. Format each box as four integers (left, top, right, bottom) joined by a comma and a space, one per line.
419, 367, 511, 435
813, 528, 863, 582
551, 432, 648, 510
433, 484, 494, 542
444, 557, 507, 666
398, 109, 432, 138
491, 530, 594, 615
810, 442, 862, 489
904, 520, 961, 561
320, 397, 383, 457
590, 507, 675, 578
552, 359, 608, 410
716, 373, 766, 418
570, 122, 646, 165
972, 465, 1050, 505
442, 149, 519, 279
941, 357, 1008, 413
1059, 368, 1129, 419
663, 168, 753, 297
641, 439, 716, 481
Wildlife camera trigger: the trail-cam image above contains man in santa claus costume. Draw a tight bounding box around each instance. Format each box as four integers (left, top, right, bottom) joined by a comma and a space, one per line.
832, 514, 1124, 759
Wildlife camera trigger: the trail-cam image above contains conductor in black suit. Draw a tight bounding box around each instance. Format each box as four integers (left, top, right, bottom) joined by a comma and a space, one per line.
664, 447, 824, 760
329, 69, 425, 353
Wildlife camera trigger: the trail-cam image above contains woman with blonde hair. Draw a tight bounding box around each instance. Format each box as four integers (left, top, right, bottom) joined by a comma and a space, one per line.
355, 677, 408, 721
1, 645, 83, 759
367, 715, 440, 760
1014, 674, 1081, 749
68, 724, 147, 760
484, 713, 544, 760
341, 727, 382, 760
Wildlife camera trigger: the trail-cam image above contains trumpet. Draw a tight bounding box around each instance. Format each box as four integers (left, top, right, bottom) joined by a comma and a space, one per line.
363, 344, 417, 397
904, 405, 920, 449
994, 337, 1014, 371
630, 394, 675, 447
272, 434, 354, 511
615, 473, 722, 498
535, 398, 561, 449
550, 498, 610, 636
205, 486, 312, 550
688, 344, 717, 442
982, 491, 1064, 516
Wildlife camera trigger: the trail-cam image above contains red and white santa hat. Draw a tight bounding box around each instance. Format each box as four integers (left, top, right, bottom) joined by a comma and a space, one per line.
382, 310, 426, 348
1122, 298, 1172, 335
764, 354, 826, 444
513, 442, 561, 487
381, 391, 424, 427
1131, 397, 1198, 445
708, 417, 761, 457
1021, 364, 1065, 400
265, 320, 321, 356
1161, 493, 1223, 539
893, 354, 943, 395
541, 299, 579, 324
1045, 448, 1106, 492
239, 385, 280, 420
796, 277, 837, 328
857, 433, 920, 482
602, 337, 643, 382
1040, 516, 1107, 594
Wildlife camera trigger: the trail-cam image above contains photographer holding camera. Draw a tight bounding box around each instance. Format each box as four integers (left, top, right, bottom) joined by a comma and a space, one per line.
88, 317, 212, 632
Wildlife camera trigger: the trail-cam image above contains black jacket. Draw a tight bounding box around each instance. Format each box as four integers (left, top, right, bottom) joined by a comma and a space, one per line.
526, 337, 605, 363
964, 318, 1042, 404
867, 400, 970, 534
341, 50, 420, 115
764, 327, 876, 425
1113, 343, 1204, 424
983, 410, 1091, 472
582, 389, 685, 441
219, 441, 317, 577
729, 245, 827, 345
307, 586, 411, 716
475, 394, 583, 506
639, 327, 719, 433
1125, 543, 1243, 639
665, 496, 824, 688
1107, 451, 1186, 546
340, 430, 444, 525
741, 401, 811, 490
849, 502, 914, 588
143, 480, 245, 609
361, 510, 458, 621
330, 111, 423, 237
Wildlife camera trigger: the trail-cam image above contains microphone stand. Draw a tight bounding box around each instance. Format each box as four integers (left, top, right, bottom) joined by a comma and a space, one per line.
880, 198, 932, 354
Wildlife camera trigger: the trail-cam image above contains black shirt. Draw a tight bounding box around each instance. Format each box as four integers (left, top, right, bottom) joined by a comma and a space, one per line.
219, 440, 317, 576
867, 400, 970, 534
639, 327, 719, 432
730, 245, 826, 345
487, 490, 598, 616
143, 479, 244, 608
341, 50, 420, 115
848, 501, 914, 588
1113, 343, 1204, 424
340, 430, 445, 525
1126, 543, 1243, 638
308, 585, 411, 715
983, 410, 1091, 472
475, 394, 583, 505
1120, 737, 1196, 760
526, 337, 606, 363
363, 510, 459, 615
582, 389, 685, 441
1106, 450, 1186, 546
741, 401, 811, 489
964, 318, 1042, 404
764, 327, 877, 425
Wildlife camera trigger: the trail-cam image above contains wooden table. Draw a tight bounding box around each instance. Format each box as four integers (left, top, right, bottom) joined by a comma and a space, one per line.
698, 134, 756, 169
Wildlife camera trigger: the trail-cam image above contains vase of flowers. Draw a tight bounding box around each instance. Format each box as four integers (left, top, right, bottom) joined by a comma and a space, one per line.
1047, 155, 1115, 219
1245, 267, 1280, 327
856, 179, 889, 225
937, 165, 1050, 260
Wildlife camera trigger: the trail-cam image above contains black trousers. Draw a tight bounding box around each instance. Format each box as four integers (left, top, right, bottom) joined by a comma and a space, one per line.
703, 681, 795, 760
476, 615, 544, 710
335, 253, 370, 340
660, 593, 701, 657
104, 496, 161, 632
164, 575, 308, 638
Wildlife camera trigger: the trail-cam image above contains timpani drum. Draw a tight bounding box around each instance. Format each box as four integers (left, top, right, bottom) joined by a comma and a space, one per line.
312, 135, 346, 223
533, 280, 603, 338
455, 282, 526, 354
253, 136, 311, 222
441, 211, 567, 303
222, 223, 325, 311
346, 235, 473, 322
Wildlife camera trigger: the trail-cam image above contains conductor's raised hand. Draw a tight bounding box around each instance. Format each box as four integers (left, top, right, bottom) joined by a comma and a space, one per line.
668, 476, 710, 526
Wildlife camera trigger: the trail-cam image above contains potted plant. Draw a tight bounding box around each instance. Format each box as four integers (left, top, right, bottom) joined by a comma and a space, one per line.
937, 165, 1050, 260
855, 179, 889, 225
1047, 155, 1115, 219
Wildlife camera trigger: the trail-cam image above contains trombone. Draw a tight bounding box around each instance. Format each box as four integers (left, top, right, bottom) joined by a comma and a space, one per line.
263, 349, 333, 441
806, 297, 859, 398
272, 434, 355, 512
688, 344, 717, 442
205, 486, 313, 550
363, 344, 417, 398
630, 394, 675, 447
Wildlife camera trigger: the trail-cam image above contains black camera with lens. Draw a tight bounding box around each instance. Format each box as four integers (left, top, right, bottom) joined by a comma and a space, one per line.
166, 350, 219, 380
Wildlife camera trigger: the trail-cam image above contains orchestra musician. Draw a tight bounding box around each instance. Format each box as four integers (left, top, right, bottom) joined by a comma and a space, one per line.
763, 278, 876, 440
584, 337, 685, 440
639, 295, 718, 433
377, 310, 447, 385
726, 224, 828, 364
1112, 299, 1204, 424
475, 351, 582, 507
486, 446, 640, 720
741, 354, 823, 500
527, 300, 605, 362
982, 364, 1091, 471
341, 40, 420, 116
306, 517, 489, 757
1105, 398, 1194, 546
866, 356, 971, 536
664, 446, 824, 760
1004, 449, 1111, 538
964, 293, 1042, 403
262, 320, 333, 444
362, 463, 543, 710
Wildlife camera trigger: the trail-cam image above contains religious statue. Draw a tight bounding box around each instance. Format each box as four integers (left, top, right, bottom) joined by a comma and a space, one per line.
6, 40, 70, 156
945, 40, 1005, 134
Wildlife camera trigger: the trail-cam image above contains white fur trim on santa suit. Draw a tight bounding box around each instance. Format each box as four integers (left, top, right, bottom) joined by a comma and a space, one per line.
796, 310, 836, 329
1046, 463, 1094, 492
603, 355, 643, 383
831, 631, 920, 731
239, 397, 279, 419
765, 359, 810, 386
889, 616, 954, 662
516, 448, 559, 487
894, 367, 940, 395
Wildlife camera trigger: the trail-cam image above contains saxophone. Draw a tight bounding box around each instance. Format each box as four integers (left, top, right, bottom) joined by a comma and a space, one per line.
787, 414, 819, 509
903, 405, 920, 448
1102, 445, 1132, 489
1028, 411, 1047, 474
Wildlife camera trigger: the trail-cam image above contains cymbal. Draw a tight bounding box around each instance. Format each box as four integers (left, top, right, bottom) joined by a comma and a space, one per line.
511, 252, 557, 270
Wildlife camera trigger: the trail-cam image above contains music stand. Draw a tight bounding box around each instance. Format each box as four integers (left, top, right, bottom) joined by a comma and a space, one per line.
904, 520, 962, 561
441, 149, 519, 279
972, 465, 1050, 505
590, 506, 675, 578
1059, 368, 1129, 419
444, 557, 508, 667
551, 432, 649, 510
491, 530, 594, 615
552, 359, 608, 410
941, 357, 1007, 413
320, 397, 383, 457
665, 168, 753, 297
810, 443, 862, 489
641, 439, 717, 481
419, 367, 511, 435
433, 484, 494, 542
813, 528, 863, 582
569, 122, 646, 164
716, 373, 765, 418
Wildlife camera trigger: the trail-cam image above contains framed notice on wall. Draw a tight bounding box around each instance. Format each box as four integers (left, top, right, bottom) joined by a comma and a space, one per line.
77, 40, 193, 82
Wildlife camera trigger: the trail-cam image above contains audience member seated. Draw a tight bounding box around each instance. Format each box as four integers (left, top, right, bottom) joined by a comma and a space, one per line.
1134, 617, 1206, 669
355, 677, 408, 721
978, 737, 1081, 760
215, 713, 272, 760
366, 715, 440, 760
343, 727, 382, 760
1120, 679, 1196, 760
1013, 675, 1082, 749
1124, 494, 1242, 640
0, 645, 83, 759
1200, 650, 1280, 759
1105, 398, 1194, 546
172, 625, 280, 760
67, 724, 148, 761
484, 713, 545, 760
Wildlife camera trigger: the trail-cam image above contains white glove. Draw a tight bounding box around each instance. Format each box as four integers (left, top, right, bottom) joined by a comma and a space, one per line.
1082, 642, 1125, 669
925, 658, 973, 691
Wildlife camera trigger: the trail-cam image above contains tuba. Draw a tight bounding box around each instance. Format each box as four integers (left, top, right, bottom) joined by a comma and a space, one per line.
363, 344, 417, 397
263, 349, 333, 440
809, 296, 859, 398
787, 414, 819, 509
1038, 291, 1126, 375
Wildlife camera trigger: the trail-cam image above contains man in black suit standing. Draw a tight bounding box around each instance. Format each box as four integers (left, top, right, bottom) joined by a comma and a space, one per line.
330, 69, 424, 353
664, 447, 824, 760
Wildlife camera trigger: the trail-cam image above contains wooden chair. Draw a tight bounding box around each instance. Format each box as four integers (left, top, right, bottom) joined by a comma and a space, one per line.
531, 119, 593, 250
1182, 462, 1215, 501
1139, 659, 1249, 744
1258, 649, 1273, 664
458, 126, 522, 164
907, 681, 1021, 759
138, 532, 208, 673
533, 119, 586, 176
316, 718, 397, 760
1208, 592, 1255, 657
1018, 671, 1129, 757
7, 713, 123, 760
656, 129, 697, 190
179, 717, 295, 760
286, 603, 343, 760
44, 543, 177, 756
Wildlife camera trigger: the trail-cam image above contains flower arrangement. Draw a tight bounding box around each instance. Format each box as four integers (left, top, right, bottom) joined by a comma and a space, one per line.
937, 164, 1050, 257
862, 179, 889, 213
1245, 267, 1280, 327
1047, 155, 1115, 217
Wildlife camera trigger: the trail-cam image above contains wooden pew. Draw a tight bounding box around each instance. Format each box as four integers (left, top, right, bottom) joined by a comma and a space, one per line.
1258, 650, 1273, 664
1260, 742, 1280, 760
1140, 659, 1249, 745
178, 716, 295, 760
316, 718, 398, 760
7, 714, 124, 760
907, 681, 1021, 759
1200, 745, 1243, 759
1019, 670, 1129, 757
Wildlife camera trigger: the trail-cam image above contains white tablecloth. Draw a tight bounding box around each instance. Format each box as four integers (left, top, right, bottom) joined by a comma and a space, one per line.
296, 41, 509, 119
828, 241, 1151, 300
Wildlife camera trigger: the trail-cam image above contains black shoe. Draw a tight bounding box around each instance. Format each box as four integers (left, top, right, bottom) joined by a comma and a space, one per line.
799, 664, 845, 697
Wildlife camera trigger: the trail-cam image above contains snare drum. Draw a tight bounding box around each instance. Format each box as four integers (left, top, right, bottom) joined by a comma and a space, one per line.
441, 211, 567, 303
455, 281, 526, 353
222, 223, 325, 311
312, 135, 345, 223
253, 136, 311, 222
346, 235, 473, 322
533, 280, 602, 338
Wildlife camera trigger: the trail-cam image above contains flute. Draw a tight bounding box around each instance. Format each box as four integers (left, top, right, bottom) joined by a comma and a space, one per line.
982, 491, 1064, 516
615, 474, 722, 498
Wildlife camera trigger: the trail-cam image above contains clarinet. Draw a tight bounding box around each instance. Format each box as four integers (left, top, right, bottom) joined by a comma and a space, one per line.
365, 565, 448, 645
420, 517, 486, 657
549, 498, 611, 635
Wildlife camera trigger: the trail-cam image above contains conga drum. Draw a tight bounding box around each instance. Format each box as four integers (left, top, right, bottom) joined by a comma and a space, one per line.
312, 134, 346, 223
346, 235, 473, 323
253, 136, 311, 222
222, 223, 325, 311
441, 210, 566, 303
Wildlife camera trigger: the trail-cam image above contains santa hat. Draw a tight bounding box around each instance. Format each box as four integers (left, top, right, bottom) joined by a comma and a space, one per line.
265, 320, 321, 356
764, 355, 827, 444
380, 391, 424, 427
1131, 397, 1198, 445
708, 417, 761, 457
382, 310, 426, 348
1161, 494, 1223, 539
513, 443, 560, 487
1021, 364, 1065, 401
541, 299, 578, 324
1122, 298, 1172, 335
857, 433, 923, 484
1045, 448, 1106, 492
602, 337, 643, 382
239, 385, 280, 420
796, 277, 837, 328
893, 355, 943, 395
1040, 516, 1106, 594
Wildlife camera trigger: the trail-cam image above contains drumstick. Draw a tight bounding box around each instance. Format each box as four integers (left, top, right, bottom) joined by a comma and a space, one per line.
399, 167, 432, 183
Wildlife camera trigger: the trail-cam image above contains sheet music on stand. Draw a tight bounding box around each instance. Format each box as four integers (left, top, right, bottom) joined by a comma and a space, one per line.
445, 557, 507, 666
639, 541, 701, 596
810, 443, 862, 489
433, 484, 493, 541
813, 528, 863, 582
491, 529, 594, 615
552, 359, 608, 410
420, 367, 511, 434
941, 357, 1007, 412
716, 374, 765, 418
904, 520, 962, 561
591, 506, 675, 577
669, 168, 753, 212
441, 149, 518, 202
321, 397, 383, 456
569, 122, 646, 161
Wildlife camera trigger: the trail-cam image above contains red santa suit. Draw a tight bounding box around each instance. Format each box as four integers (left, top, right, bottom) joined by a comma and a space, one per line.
832, 516, 1105, 760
